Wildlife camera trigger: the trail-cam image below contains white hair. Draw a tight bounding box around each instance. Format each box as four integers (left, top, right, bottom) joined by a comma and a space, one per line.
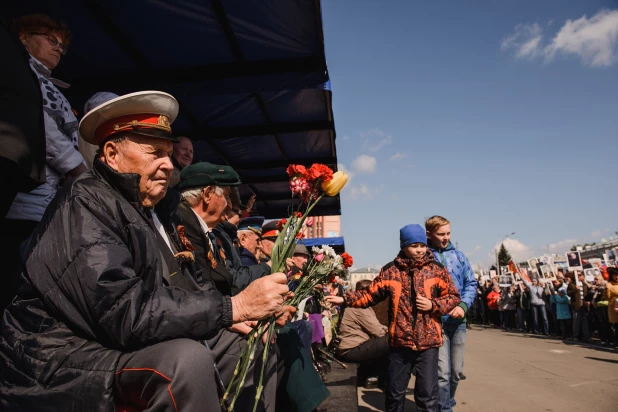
181, 185, 224, 207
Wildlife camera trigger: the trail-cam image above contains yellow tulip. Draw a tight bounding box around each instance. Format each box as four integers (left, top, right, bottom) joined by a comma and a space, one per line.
321, 171, 348, 196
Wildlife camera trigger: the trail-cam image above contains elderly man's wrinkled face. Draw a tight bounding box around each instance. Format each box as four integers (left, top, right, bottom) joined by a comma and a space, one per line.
173, 137, 194, 168
102, 134, 173, 208
21, 32, 64, 70
203, 186, 231, 226
239, 231, 260, 256
260, 238, 275, 257
291, 253, 309, 269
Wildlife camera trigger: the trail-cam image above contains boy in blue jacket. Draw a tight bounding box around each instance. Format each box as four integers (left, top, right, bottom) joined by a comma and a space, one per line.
425, 216, 477, 412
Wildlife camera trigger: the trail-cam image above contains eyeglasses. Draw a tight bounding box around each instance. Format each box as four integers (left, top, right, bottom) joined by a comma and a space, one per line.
31, 32, 67, 55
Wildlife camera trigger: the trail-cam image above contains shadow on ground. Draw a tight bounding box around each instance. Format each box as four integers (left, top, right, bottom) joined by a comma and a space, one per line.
359, 391, 417, 412
585, 356, 618, 364
469, 325, 618, 354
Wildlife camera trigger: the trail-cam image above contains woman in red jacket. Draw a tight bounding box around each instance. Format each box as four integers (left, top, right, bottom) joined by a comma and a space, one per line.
486, 284, 501, 327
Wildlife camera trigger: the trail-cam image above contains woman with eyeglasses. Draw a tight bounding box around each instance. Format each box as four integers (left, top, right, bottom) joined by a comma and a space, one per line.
3, 14, 87, 309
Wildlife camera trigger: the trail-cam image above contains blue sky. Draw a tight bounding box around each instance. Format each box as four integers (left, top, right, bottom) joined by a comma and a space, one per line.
321, 0, 618, 269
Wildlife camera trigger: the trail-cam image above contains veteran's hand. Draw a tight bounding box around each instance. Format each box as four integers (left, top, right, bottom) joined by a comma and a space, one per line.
274, 305, 296, 326
232, 273, 289, 322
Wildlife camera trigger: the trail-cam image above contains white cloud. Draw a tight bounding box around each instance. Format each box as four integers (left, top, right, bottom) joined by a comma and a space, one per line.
388, 152, 407, 162
347, 184, 374, 200
361, 129, 392, 152
501, 23, 543, 59
337, 163, 355, 180
351, 154, 377, 174
549, 238, 577, 252
466, 245, 482, 257
501, 9, 618, 67
490, 238, 534, 263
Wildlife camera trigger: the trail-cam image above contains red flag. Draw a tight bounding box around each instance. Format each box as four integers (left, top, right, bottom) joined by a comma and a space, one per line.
520, 267, 531, 283
508, 260, 517, 274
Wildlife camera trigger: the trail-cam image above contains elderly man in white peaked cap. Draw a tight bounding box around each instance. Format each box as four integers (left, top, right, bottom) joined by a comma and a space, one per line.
0, 91, 290, 411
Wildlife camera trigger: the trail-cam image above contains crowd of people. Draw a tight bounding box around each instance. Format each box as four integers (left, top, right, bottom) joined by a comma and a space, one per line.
471, 268, 618, 347
7, 11, 616, 412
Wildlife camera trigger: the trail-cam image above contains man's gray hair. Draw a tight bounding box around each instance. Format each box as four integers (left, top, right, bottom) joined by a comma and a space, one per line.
181, 186, 224, 206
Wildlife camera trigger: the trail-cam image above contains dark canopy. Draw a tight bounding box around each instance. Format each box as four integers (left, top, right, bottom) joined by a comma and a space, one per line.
2, 0, 340, 218
303, 236, 345, 254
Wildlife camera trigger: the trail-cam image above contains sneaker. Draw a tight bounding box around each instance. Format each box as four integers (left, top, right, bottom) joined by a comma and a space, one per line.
459, 373, 467, 380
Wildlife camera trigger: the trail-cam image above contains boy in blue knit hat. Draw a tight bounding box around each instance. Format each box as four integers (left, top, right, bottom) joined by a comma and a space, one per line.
327, 224, 460, 412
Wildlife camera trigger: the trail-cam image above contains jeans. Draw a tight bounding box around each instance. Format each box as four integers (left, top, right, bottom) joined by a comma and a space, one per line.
387, 347, 439, 412
438, 321, 466, 412
531, 305, 549, 334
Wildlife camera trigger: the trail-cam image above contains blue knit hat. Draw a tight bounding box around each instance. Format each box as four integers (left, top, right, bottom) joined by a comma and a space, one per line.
400, 224, 427, 249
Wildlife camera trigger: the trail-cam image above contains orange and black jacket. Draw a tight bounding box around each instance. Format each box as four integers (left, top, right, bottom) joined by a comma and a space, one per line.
344, 251, 461, 351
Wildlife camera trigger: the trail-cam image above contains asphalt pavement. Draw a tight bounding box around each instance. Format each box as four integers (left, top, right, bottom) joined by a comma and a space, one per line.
358, 325, 618, 411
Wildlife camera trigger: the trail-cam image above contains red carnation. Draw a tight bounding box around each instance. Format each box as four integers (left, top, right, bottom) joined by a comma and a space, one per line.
341, 252, 354, 268
277, 218, 287, 231
306, 164, 334, 182
296, 232, 305, 240
286, 164, 307, 178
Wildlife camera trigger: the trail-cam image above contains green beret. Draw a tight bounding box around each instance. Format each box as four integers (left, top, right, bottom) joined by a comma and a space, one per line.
178, 162, 241, 190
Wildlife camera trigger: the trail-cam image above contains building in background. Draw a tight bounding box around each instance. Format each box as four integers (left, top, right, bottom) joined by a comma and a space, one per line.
348, 267, 380, 291
303, 215, 341, 238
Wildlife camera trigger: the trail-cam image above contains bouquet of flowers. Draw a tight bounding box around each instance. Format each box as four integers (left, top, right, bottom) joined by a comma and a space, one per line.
222, 164, 349, 412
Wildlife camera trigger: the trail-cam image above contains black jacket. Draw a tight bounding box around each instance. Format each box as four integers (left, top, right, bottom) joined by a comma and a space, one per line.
0, 159, 232, 411
176, 202, 268, 296
0, 18, 46, 196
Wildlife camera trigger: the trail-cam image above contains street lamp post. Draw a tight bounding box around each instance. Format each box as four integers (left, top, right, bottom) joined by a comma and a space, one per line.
495, 232, 516, 276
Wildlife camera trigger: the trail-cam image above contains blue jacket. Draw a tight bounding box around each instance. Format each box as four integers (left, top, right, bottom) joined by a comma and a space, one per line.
550, 294, 572, 320
429, 242, 477, 322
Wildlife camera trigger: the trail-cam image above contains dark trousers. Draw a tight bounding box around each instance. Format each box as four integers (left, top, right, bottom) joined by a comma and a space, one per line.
560, 319, 573, 339
339, 335, 390, 383
387, 347, 439, 412
339, 335, 390, 363
503, 310, 515, 329
207, 328, 277, 412
114, 339, 222, 411
573, 308, 590, 340
596, 307, 612, 343
0, 218, 38, 312
489, 310, 500, 327
524, 309, 533, 332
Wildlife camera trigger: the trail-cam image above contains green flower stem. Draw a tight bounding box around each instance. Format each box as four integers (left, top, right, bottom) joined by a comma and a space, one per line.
252, 322, 277, 412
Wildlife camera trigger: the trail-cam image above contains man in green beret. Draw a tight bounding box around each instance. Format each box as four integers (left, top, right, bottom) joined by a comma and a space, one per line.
176, 162, 270, 294
176, 161, 290, 411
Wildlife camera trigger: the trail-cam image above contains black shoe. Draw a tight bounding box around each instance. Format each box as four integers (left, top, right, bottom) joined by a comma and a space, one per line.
459, 373, 467, 380
316, 361, 330, 373
364, 377, 379, 389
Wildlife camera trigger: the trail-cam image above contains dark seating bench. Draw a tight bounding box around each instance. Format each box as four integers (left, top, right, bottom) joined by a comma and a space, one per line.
319, 362, 359, 411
